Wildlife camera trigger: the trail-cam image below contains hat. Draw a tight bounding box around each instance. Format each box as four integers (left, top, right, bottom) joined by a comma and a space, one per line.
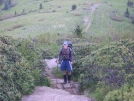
63, 41, 68, 45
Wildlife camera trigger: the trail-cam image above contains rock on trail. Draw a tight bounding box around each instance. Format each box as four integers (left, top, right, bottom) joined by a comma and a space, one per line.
45, 58, 57, 69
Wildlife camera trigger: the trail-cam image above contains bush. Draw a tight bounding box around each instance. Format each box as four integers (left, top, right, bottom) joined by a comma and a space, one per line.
73, 25, 84, 38
39, 3, 43, 9
91, 84, 112, 101
15, 38, 52, 86
73, 43, 98, 82
72, 4, 77, 10
14, 11, 17, 15
104, 83, 134, 101
81, 39, 134, 89
132, 19, 134, 24
4, 0, 9, 10
0, 36, 34, 101
124, 8, 130, 18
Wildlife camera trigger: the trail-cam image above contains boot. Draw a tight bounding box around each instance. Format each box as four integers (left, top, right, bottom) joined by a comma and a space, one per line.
63, 75, 67, 84
68, 75, 71, 83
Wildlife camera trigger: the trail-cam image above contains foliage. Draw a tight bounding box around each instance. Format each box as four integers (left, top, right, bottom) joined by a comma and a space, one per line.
39, 3, 43, 9
39, 48, 53, 59
72, 4, 77, 10
0, 0, 4, 5
72, 39, 134, 101
124, 8, 130, 18
15, 39, 39, 67
81, 39, 134, 90
52, 66, 63, 78
132, 18, 134, 24
14, 38, 51, 86
33, 68, 51, 86
0, 36, 34, 101
73, 43, 99, 82
127, 0, 134, 7
4, 0, 9, 10
73, 25, 84, 38
104, 83, 134, 101
89, 84, 112, 101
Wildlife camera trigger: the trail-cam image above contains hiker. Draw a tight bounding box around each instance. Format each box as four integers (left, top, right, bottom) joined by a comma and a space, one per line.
56, 41, 74, 84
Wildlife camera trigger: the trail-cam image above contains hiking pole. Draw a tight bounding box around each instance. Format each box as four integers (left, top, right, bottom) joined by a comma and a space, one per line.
55, 60, 58, 74
57, 62, 58, 74
55, 60, 58, 86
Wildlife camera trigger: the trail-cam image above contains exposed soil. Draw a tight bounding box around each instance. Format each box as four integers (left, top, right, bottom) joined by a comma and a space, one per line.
85, 4, 100, 32
21, 58, 91, 101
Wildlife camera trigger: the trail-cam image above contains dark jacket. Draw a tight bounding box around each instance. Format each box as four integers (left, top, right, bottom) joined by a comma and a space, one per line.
57, 47, 74, 62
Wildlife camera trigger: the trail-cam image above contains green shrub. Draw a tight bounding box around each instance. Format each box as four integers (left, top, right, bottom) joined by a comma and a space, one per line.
52, 67, 63, 78
132, 19, 134, 24
104, 83, 134, 101
14, 38, 51, 86
72, 4, 77, 10
93, 85, 112, 101
73, 43, 99, 83
73, 25, 84, 38
0, 36, 34, 101
81, 39, 134, 89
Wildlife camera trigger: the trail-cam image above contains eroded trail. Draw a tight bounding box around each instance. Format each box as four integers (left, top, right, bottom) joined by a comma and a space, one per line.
22, 58, 91, 101
85, 4, 100, 32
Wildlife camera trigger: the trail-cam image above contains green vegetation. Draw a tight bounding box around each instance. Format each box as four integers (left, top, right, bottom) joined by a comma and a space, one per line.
73, 24, 84, 38
104, 83, 134, 101
0, 0, 134, 101
0, 35, 58, 101
72, 4, 77, 10
72, 39, 134, 101
0, 0, 133, 38
52, 66, 63, 78
0, 36, 34, 101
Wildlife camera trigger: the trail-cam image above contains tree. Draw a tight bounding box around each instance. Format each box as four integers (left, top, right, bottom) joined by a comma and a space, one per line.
127, 0, 130, 6
0, 0, 4, 5
14, 11, 17, 15
39, 3, 43, 9
8, 0, 11, 5
4, 0, 9, 10
132, 19, 134, 24
124, 8, 130, 18
72, 4, 77, 10
73, 25, 84, 37
22, 9, 25, 14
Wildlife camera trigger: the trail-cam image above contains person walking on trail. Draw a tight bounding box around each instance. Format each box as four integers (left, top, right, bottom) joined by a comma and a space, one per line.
56, 41, 74, 84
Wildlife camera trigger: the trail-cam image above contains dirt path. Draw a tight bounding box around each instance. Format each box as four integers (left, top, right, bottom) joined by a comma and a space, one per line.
85, 4, 100, 32
21, 58, 91, 101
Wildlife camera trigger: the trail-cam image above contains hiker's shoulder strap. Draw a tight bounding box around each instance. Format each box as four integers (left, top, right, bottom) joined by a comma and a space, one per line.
68, 47, 72, 53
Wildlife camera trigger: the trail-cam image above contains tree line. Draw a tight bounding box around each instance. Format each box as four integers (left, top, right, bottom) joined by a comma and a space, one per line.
0, 0, 13, 10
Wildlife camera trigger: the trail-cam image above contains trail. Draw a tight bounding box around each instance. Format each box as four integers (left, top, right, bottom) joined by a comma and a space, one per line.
85, 4, 100, 32
22, 58, 91, 101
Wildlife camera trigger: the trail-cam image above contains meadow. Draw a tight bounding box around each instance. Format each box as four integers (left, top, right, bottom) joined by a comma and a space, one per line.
0, 0, 133, 39
89, 0, 134, 38
0, 0, 134, 101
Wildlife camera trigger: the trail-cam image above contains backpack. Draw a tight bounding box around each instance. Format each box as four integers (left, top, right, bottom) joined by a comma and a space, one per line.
66, 41, 75, 56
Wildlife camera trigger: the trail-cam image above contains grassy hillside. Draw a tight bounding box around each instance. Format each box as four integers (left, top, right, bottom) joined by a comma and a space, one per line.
89, 0, 134, 37
0, 0, 133, 39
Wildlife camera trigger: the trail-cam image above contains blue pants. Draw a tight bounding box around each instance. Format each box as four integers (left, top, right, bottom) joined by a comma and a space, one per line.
60, 60, 72, 72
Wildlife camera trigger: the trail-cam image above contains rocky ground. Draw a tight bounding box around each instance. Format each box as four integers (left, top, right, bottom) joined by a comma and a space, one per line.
21, 58, 91, 101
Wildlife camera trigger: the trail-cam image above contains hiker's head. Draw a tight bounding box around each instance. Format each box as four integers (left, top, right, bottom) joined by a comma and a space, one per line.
63, 41, 68, 49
